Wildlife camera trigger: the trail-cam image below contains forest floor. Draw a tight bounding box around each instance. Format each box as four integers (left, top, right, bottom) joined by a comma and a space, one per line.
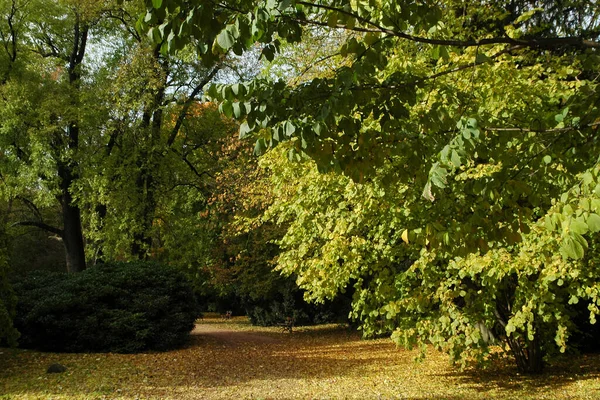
2, 315, 600, 399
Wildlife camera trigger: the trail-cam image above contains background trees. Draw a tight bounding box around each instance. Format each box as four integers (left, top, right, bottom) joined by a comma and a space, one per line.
0, 0, 230, 268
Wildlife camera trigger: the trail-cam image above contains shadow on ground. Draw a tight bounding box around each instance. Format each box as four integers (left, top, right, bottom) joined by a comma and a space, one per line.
2, 318, 600, 399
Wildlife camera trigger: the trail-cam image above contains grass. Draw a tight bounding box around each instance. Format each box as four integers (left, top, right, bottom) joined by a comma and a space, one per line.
1, 316, 600, 399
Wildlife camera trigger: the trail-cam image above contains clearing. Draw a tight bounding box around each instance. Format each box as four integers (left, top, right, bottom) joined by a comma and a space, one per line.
1, 316, 600, 399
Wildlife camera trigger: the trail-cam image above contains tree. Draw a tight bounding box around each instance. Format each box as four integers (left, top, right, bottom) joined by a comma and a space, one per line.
198, 120, 289, 314
1, 0, 227, 270
147, 0, 600, 372
0, 0, 116, 272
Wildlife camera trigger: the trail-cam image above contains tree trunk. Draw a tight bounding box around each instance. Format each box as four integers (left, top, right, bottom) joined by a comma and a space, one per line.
58, 158, 86, 273
504, 324, 545, 374
496, 303, 545, 374
131, 169, 156, 259
61, 195, 86, 273
56, 16, 88, 272
131, 47, 167, 259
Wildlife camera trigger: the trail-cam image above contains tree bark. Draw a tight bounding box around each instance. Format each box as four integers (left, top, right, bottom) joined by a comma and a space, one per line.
57, 160, 86, 273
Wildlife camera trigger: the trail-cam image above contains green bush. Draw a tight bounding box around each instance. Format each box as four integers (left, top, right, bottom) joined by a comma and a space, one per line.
12, 261, 199, 353
0, 229, 19, 347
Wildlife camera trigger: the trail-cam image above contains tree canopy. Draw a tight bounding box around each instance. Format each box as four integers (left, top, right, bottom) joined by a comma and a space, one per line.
0, 0, 233, 271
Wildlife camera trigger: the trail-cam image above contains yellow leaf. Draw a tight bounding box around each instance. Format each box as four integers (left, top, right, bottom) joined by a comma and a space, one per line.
401, 229, 409, 244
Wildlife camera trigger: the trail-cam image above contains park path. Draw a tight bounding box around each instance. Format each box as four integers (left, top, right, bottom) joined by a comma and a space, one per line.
191, 323, 283, 347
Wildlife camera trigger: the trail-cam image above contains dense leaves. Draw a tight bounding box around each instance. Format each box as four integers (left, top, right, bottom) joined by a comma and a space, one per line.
146, 0, 600, 372
11, 261, 199, 353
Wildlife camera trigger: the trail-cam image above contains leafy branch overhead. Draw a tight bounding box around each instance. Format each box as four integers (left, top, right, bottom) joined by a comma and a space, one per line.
140, 0, 600, 373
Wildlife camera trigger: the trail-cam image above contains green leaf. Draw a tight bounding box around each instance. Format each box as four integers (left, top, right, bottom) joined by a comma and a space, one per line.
148, 27, 161, 43
422, 181, 435, 202
555, 107, 569, 123
429, 163, 448, 189
545, 215, 555, 231
431, 173, 447, 188
363, 32, 379, 46
233, 102, 245, 118
231, 83, 246, 97
261, 44, 275, 61
560, 232, 587, 260
152, 0, 162, 8
206, 84, 219, 99
475, 52, 491, 63
570, 218, 588, 235
401, 229, 409, 244
327, 12, 338, 27
439, 46, 449, 61
285, 121, 296, 137
440, 145, 450, 163
587, 213, 600, 233
254, 138, 267, 156
450, 150, 461, 168
220, 100, 233, 118
239, 121, 252, 139
216, 28, 235, 50
313, 121, 326, 136
515, 8, 542, 24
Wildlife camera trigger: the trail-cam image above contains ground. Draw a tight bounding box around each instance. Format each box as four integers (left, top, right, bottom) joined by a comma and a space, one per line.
1, 316, 600, 399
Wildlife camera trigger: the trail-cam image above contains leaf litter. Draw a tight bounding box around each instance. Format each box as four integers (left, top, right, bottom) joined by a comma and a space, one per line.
1, 316, 600, 399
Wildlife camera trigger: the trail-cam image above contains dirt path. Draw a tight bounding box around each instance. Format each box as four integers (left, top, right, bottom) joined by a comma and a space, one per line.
191, 323, 283, 347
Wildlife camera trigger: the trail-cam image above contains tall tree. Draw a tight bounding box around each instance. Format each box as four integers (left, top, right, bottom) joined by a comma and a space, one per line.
1, 0, 227, 269
0, 0, 102, 272
78, 42, 223, 262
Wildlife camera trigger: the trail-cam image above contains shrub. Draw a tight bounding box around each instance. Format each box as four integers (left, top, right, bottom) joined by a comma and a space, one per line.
0, 231, 19, 347
12, 261, 199, 353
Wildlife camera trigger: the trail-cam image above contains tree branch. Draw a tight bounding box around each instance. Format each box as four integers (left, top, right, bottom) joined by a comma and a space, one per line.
15, 196, 43, 221
483, 121, 600, 133
166, 64, 222, 147
12, 220, 63, 237
294, 1, 600, 50
103, 8, 141, 42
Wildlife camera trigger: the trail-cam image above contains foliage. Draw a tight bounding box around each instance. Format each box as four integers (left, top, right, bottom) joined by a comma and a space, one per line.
245, 279, 351, 326
259, 144, 412, 330
0, 0, 137, 272
11, 261, 199, 353
146, 0, 600, 372
192, 123, 350, 326
0, 0, 230, 271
